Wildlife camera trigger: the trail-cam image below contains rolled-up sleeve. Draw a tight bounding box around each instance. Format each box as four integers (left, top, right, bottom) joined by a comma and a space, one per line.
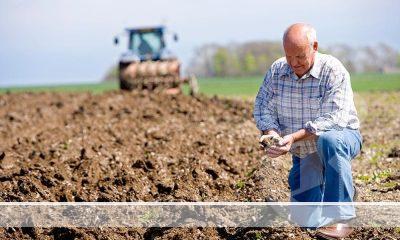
253, 69, 280, 133
305, 65, 355, 135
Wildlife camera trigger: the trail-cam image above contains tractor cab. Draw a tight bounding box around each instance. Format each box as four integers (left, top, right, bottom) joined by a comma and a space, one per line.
116, 26, 176, 63
128, 27, 165, 61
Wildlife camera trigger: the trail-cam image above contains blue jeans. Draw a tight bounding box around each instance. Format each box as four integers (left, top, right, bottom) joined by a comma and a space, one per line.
288, 129, 362, 228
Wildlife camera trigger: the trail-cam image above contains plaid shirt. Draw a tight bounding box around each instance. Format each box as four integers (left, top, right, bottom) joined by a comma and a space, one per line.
253, 52, 360, 158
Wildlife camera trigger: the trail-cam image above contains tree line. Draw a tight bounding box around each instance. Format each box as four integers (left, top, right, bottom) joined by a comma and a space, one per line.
185, 41, 400, 77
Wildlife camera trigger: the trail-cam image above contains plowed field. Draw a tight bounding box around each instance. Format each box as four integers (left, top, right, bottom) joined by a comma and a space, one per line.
0, 91, 399, 239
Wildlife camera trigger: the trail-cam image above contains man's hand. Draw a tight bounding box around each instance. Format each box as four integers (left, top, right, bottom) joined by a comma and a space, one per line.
262, 134, 295, 158
259, 130, 280, 149
259, 135, 282, 148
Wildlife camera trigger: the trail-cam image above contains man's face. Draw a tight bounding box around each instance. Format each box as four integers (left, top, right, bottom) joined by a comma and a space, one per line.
284, 42, 316, 78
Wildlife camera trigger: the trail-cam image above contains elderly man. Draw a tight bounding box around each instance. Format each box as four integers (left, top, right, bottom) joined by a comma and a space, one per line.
254, 23, 362, 239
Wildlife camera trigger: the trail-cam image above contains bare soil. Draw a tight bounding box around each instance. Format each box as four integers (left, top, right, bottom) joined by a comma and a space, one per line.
0, 90, 399, 239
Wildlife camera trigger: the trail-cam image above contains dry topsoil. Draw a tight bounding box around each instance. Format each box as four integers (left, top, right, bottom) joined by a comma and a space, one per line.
0, 91, 399, 239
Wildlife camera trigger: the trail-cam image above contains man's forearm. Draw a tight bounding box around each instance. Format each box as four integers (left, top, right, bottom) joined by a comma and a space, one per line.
290, 129, 316, 143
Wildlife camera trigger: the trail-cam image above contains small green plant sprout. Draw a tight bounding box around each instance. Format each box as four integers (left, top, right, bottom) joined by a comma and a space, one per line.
139, 210, 159, 224
372, 169, 392, 183
236, 180, 246, 189
358, 175, 371, 182
254, 231, 263, 240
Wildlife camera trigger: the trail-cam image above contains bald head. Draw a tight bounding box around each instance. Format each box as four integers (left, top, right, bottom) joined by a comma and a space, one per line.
283, 23, 317, 46
282, 23, 318, 78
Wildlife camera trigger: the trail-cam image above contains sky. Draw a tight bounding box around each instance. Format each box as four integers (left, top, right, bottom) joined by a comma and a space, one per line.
0, 0, 399, 87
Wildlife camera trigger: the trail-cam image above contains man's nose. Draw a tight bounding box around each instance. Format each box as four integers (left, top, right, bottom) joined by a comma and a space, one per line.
291, 58, 298, 66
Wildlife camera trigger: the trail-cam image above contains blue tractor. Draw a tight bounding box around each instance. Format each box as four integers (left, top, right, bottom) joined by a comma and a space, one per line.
114, 26, 197, 94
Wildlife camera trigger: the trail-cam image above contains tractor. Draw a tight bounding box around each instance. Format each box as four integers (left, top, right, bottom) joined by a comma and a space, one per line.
114, 26, 198, 95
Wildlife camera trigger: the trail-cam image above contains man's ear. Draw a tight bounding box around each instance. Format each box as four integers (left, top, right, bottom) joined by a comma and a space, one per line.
313, 41, 318, 51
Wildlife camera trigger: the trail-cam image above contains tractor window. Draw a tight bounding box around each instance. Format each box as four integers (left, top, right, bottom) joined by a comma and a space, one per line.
130, 31, 163, 55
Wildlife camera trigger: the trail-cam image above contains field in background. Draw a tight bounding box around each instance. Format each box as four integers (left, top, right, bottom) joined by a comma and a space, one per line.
1, 73, 399, 96
185, 73, 400, 97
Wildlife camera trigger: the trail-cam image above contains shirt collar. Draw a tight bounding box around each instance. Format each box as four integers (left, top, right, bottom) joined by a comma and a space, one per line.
308, 52, 321, 79
279, 52, 321, 80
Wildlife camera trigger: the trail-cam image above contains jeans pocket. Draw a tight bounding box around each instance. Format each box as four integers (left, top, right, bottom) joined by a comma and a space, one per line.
351, 131, 363, 159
